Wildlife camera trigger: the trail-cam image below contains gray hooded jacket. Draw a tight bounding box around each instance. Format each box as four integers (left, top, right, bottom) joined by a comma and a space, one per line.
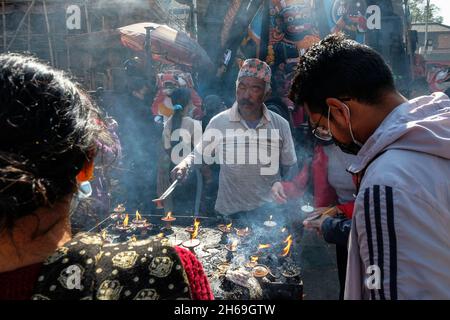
345, 93, 450, 300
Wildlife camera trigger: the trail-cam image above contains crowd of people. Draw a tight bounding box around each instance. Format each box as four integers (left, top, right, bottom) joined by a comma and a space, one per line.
0, 32, 449, 300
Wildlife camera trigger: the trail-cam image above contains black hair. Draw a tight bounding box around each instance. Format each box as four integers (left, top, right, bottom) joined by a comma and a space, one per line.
202, 95, 224, 114
201, 95, 225, 129
127, 76, 150, 93
0, 53, 113, 231
290, 33, 396, 115
169, 87, 191, 148
124, 56, 145, 78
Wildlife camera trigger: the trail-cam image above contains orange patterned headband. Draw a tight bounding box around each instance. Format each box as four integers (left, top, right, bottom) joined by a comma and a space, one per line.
238, 58, 272, 83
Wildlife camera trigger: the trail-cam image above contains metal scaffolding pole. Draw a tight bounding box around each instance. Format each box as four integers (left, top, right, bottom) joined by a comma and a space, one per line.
27, 5, 31, 51
423, 0, 430, 57
66, 43, 71, 72
6, 0, 36, 51
2, 1, 6, 52
42, 0, 54, 66
192, 0, 198, 40
85, 0, 92, 87
84, 1, 91, 33
403, 0, 415, 80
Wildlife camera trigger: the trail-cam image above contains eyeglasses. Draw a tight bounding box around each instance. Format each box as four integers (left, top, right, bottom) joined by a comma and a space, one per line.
310, 98, 352, 141
311, 108, 332, 141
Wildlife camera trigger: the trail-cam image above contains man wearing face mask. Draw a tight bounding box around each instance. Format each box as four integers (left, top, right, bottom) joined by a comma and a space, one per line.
290, 33, 450, 300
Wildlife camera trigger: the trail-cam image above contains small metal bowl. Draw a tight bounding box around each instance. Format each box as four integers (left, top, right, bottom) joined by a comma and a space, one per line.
252, 264, 270, 278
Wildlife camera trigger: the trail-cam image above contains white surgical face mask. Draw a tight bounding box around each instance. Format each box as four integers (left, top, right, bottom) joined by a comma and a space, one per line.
78, 181, 92, 199
330, 104, 363, 155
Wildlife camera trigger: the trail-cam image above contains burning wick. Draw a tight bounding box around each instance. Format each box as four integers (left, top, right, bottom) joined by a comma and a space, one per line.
226, 239, 239, 252
115, 214, 131, 234
156, 233, 165, 239
236, 227, 251, 237
257, 244, 272, 253
218, 221, 232, 244
132, 210, 152, 232
218, 222, 233, 233
281, 234, 293, 257
191, 218, 200, 240
161, 211, 176, 231
263, 215, 277, 228
245, 255, 259, 268
301, 203, 314, 214
225, 239, 239, 262
162, 211, 176, 222
133, 210, 147, 224
186, 218, 200, 242
135, 210, 142, 221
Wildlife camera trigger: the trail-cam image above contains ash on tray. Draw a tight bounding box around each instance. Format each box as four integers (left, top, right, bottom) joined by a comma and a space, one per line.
282, 261, 302, 278
98, 214, 303, 300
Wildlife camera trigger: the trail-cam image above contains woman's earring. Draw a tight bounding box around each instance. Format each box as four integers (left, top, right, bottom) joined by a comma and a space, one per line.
76, 159, 95, 183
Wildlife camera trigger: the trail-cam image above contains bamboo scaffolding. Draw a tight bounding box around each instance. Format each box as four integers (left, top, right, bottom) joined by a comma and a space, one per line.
27, 5, 30, 51
6, 0, 35, 51
2, 1, 6, 51
42, 0, 54, 66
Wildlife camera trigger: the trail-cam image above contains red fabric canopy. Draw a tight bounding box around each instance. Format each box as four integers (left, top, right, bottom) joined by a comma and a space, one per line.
118, 22, 212, 68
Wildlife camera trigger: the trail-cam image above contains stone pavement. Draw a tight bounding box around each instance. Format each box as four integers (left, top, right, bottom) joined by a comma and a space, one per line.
300, 229, 340, 300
